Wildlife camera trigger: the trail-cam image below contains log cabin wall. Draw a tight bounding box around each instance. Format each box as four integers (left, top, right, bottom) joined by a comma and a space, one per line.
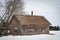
22, 25, 49, 35
9, 15, 51, 35
9, 17, 22, 35
9, 19, 49, 35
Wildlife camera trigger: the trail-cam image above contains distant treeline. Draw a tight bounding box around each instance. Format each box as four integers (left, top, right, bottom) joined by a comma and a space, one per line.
49, 26, 60, 31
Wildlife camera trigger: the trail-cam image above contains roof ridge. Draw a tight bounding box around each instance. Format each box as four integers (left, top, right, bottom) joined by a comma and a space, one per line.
14, 14, 44, 17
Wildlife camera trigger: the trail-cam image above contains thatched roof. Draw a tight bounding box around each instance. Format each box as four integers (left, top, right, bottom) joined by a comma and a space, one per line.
15, 15, 51, 26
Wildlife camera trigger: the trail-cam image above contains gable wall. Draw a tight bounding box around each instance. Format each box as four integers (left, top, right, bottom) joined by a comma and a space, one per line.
10, 17, 22, 35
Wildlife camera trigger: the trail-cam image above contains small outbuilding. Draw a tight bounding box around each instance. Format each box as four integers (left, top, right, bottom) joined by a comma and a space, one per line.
9, 14, 51, 35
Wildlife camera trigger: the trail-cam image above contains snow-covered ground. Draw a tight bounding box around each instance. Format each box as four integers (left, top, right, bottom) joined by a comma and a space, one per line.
0, 31, 60, 40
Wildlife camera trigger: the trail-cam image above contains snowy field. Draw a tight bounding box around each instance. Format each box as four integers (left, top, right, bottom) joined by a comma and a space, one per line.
0, 31, 60, 40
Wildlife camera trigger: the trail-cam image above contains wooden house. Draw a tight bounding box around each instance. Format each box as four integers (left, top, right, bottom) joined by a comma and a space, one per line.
9, 14, 51, 35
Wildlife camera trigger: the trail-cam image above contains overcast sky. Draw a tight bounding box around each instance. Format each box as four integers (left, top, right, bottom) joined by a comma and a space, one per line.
0, 0, 60, 26
24, 0, 60, 26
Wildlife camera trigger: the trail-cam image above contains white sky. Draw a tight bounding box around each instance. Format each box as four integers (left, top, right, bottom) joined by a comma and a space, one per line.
24, 0, 60, 26
0, 0, 60, 26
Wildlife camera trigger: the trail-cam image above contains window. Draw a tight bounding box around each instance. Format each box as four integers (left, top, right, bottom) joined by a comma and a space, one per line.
28, 27, 35, 32
8, 30, 10, 33
14, 24, 19, 32
14, 27, 18, 30
40, 28, 44, 33
28, 29, 34, 32
14, 27, 18, 32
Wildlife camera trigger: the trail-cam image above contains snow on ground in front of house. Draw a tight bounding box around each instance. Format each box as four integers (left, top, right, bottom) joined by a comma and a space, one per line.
0, 31, 60, 40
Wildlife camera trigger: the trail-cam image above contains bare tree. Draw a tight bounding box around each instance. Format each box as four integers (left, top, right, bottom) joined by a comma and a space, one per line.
2, 0, 24, 22
0, 0, 24, 35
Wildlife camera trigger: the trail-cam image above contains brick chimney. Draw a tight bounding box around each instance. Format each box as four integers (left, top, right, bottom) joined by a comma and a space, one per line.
31, 11, 33, 16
